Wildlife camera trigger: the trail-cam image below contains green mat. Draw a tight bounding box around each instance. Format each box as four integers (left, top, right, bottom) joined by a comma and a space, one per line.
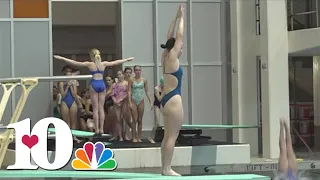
0, 170, 162, 178
181, 124, 258, 129
126, 174, 270, 180
48, 128, 111, 137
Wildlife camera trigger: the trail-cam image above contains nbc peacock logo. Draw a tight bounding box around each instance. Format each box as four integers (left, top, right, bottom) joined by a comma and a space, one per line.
71, 142, 117, 170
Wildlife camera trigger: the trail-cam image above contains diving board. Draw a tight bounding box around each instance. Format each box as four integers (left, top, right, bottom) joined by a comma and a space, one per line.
48, 128, 111, 138
128, 174, 270, 180
181, 124, 258, 129
0, 133, 56, 141
0, 170, 162, 178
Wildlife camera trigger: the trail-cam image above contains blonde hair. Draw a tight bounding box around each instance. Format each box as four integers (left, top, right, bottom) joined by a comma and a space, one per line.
90, 48, 101, 62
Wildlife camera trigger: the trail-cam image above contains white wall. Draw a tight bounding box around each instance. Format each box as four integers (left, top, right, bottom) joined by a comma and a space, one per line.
231, 0, 290, 158
288, 28, 320, 55
230, 0, 260, 155
52, 2, 117, 25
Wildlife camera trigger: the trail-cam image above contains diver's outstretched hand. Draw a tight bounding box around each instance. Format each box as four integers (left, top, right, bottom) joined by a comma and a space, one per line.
54, 55, 63, 60
126, 57, 134, 62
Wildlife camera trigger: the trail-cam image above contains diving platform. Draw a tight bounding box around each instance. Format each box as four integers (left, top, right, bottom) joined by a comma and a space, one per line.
3, 140, 251, 169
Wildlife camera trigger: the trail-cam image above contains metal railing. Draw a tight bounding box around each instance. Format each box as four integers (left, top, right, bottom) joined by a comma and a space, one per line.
288, 0, 319, 31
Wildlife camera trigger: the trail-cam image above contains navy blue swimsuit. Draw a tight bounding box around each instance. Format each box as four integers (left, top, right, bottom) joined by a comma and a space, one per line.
161, 65, 183, 107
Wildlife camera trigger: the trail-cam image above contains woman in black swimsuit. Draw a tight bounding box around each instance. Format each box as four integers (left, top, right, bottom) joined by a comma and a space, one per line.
104, 76, 115, 135
104, 76, 114, 113
148, 77, 164, 143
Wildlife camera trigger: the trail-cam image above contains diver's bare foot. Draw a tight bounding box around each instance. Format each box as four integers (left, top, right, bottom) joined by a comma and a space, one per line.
132, 139, 138, 143
125, 136, 130, 141
119, 138, 124, 142
99, 129, 104, 135
280, 116, 286, 124
73, 137, 82, 143
280, 116, 290, 128
109, 136, 117, 141
161, 169, 181, 176
137, 139, 142, 142
148, 138, 156, 143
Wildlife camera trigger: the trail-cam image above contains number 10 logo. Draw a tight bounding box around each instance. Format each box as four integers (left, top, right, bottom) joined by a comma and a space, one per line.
7, 117, 73, 170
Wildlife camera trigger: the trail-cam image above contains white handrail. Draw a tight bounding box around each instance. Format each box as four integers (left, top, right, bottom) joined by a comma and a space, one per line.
0, 75, 92, 83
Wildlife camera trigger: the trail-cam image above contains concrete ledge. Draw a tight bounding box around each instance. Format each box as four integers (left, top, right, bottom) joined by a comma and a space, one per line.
4, 144, 250, 170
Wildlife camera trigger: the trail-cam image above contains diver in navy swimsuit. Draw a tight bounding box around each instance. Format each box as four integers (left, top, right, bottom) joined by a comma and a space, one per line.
54, 50, 134, 135
159, 5, 184, 176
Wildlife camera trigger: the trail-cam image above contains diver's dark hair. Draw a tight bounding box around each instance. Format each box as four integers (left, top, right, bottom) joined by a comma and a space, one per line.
61, 65, 72, 72
124, 67, 132, 72
160, 38, 175, 50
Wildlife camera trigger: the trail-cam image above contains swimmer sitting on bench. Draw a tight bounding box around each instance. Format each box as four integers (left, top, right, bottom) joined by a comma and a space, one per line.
274, 117, 308, 180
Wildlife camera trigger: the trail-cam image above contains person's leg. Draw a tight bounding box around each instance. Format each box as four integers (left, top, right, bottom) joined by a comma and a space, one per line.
130, 103, 138, 142
136, 100, 145, 142
89, 87, 99, 134
283, 117, 298, 176
69, 103, 78, 130
60, 103, 70, 127
107, 106, 116, 136
103, 109, 110, 134
161, 96, 183, 176
122, 101, 133, 141
125, 124, 131, 140
110, 104, 123, 141
79, 118, 88, 131
278, 118, 288, 174
98, 91, 106, 134
149, 106, 160, 143
86, 118, 95, 141
70, 103, 81, 143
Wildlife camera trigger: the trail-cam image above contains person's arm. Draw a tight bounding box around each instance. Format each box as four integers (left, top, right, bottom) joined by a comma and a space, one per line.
167, 10, 179, 39
70, 83, 78, 98
119, 94, 128, 103
118, 83, 129, 103
57, 93, 61, 115
85, 100, 93, 116
143, 79, 152, 106
171, 6, 184, 56
54, 55, 90, 68
154, 87, 162, 101
102, 57, 134, 67
111, 84, 117, 103
58, 82, 69, 98
128, 80, 133, 106
57, 93, 62, 105
57, 106, 61, 117
75, 95, 82, 108
106, 85, 113, 98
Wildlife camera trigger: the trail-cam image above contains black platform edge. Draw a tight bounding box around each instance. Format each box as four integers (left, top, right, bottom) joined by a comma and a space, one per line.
8, 139, 248, 151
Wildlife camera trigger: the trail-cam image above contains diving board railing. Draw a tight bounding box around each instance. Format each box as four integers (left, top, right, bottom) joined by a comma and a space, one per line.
0, 75, 92, 83
0, 75, 92, 168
